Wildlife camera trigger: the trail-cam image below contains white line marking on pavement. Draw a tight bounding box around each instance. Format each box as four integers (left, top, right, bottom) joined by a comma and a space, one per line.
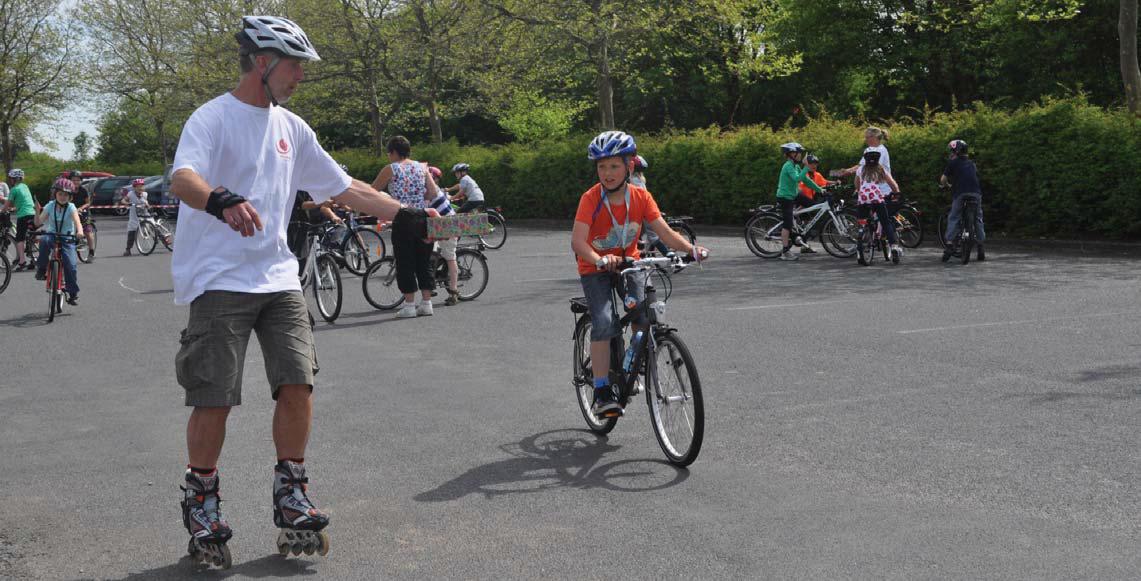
898, 311, 1141, 335
118, 277, 143, 294
516, 277, 579, 283
727, 299, 860, 311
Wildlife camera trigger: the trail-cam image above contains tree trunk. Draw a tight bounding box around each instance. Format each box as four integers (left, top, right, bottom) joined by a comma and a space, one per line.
596, 40, 615, 129
156, 118, 169, 168
368, 99, 385, 155
1121, 0, 1141, 116
427, 100, 443, 143
1, 123, 11, 175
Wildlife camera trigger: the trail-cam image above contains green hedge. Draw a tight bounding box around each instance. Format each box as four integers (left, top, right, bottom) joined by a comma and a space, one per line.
331, 97, 1141, 240
12, 152, 163, 204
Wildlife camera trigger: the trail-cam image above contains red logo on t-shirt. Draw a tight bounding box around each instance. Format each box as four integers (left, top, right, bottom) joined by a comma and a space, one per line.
276, 139, 290, 156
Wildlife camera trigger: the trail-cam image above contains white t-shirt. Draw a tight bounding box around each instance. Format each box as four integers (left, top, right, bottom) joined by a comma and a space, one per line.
0, 181, 9, 203
458, 174, 484, 202
170, 93, 352, 305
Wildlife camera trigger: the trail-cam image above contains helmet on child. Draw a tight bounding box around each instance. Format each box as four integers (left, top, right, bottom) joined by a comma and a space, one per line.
948, 139, 968, 155
805, 154, 820, 164
132, 178, 145, 186
68, 170, 82, 179
779, 142, 806, 155
634, 155, 648, 170
428, 166, 442, 179
587, 131, 637, 161
52, 177, 75, 194
451, 163, 470, 174
862, 149, 882, 165
7, 168, 24, 179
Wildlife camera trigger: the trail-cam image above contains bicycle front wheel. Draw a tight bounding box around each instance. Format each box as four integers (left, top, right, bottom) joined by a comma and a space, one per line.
136, 222, 157, 255
573, 316, 618, 434
0, 253, 10, 295
479, 212, 507, 249
79, 225, 96, 263
313, 255, 343, 322
455, 249, 489, 301
820, 211, 858, 258
894, 207, 923, 248
646, 332, 704, 466
47, 260, 60, 322
341, 227, 385, 276
159, 224, 173, 251
362, 257, 403, 310
744, 213, 783, 258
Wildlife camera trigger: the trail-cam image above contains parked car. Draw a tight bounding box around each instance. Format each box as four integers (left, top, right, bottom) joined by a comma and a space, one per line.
89, 176, 145, 214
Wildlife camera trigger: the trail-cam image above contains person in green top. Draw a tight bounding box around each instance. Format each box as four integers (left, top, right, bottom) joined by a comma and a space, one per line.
1, 168, 40, 270
774, 143, 824, 261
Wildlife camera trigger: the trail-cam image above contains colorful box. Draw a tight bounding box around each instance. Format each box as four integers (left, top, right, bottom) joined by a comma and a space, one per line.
427, 213, 492, 239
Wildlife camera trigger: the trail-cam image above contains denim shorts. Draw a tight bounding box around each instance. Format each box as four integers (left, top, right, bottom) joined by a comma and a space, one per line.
580, 272, 646, 342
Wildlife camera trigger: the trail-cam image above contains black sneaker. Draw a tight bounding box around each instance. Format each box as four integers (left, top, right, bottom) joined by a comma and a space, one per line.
591, 386, 624, 418
66, 294, 78, 306
941, 247, 953, 262
34, 271, 46, 281
976, 245, 985, 262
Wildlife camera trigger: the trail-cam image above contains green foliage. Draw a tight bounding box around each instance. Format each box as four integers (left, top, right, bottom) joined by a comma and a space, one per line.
332, 97, 1141, 239
499, 90, 589, 143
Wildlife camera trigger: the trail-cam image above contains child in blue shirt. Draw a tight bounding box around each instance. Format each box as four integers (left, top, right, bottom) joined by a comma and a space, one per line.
35, 178, 84, 304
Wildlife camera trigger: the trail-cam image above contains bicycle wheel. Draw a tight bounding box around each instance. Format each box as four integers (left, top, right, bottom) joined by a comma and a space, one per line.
820, 212, 858, 258
646, 332, 704, 466
25, 233, 38, 263
362, 257, 403, 310
341, 227, 385, 276
479, 211, 507, 249
159, 224, 173, 251
960, 205, 976, 265
0, 253, 10, 295
2, 234, 16, 264
78, 225, 96, 263
455, 249, 489, 300
47, 259, 59, 322
744, 213, 783, 258
313, 254, 342, 322
894, 207, 923, 248
136, 222, 157, 255
573, 316, 618, 434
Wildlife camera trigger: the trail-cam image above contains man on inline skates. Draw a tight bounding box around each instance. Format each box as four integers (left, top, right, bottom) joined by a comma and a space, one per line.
169, 15, 425, 568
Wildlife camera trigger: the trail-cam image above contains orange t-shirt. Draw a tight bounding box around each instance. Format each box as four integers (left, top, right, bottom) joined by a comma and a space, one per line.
574, 183, 662, 275
798, 171, 830, 200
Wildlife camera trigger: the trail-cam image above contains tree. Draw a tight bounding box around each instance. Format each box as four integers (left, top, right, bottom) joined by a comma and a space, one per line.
73, 131, 92, 162
1122, 0, 1141, 115
0, 0, 74, 172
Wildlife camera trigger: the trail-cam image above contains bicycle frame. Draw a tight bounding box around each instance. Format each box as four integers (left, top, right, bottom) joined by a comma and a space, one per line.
755, 195, 847, 240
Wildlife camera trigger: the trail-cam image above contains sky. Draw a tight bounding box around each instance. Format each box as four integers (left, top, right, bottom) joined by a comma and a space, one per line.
33, 103, 101, 161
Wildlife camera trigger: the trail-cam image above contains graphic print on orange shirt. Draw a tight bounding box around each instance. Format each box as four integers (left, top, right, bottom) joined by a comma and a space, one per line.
574, 184, 662, 276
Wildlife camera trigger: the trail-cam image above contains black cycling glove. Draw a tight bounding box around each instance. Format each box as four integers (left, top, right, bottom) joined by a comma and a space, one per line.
204, 188, 247, 222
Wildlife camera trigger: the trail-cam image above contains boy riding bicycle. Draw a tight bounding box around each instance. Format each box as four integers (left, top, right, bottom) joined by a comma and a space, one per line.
35, 178, 83, 305
941, 139, 986, 262
571, 131, 710, 418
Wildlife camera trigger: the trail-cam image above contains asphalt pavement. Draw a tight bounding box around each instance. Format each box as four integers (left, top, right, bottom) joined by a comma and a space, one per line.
1, 216, 1139, 580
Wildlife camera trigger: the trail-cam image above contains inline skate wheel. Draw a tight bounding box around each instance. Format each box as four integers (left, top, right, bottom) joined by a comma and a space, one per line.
317, 532, 330, 556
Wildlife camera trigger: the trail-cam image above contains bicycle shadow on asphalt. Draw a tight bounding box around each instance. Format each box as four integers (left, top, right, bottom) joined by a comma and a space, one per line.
414, 428, 690, 502
0, 312, 62, 328
99, 553, 321, 580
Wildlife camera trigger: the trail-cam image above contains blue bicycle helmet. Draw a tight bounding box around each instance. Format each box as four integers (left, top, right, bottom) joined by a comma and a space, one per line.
587, 131, 637, 161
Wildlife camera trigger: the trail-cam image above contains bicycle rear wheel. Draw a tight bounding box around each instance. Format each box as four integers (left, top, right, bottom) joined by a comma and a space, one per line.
960, 204, 976, 265
136, 222, 157, 255
313, 255, 343, 322
455, 249, 489, 301
362, 257, 403, 310
1, 234, 15, 264
479, 211, 507, 249
744, 213, 783, 258
573, 316, 618, 434
894, 207, 923, 248
646, 332, 704, 466
0, 253, 9, 295
78, 225, 96, 263
342, 227, 385, 276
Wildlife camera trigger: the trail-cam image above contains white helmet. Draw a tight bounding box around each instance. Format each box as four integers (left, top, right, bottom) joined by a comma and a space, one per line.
236, 16, 320, 62
7, 168, 23, 179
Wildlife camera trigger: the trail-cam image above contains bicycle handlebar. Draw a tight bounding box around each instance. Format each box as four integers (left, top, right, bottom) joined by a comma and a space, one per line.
618, 251, 702, 277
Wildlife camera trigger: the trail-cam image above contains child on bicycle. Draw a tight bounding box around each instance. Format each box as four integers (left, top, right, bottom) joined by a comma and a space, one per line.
122, 178, 149, 256
427, 166, 461, 306
445, 163, 485, 213
854, 150, 902, 264
571, 131, 710, 418
34, 178, 83, 304
793, 153, 839, 254
775, 142, 826, 261
941, 139, 985, 262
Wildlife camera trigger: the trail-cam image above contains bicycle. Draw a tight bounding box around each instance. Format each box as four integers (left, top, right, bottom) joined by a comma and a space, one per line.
938, 197, 982, 265
320, 212, 386, 276
76, 211, 97, 263
0, 250, 9, 295
459, 206, 507, 250
854, 205, 901, 266
297, 222, 344, 322
744, 187, 857, 258
0, 211, 15, 263
43, 234, 79, 323
885, 194, 924, 249
570, 254, 705, 466
362, 239, 490, 310
135, 209, 174, 255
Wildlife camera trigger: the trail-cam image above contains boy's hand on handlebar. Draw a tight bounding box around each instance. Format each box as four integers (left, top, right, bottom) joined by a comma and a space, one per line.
689, 245, 710, 263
